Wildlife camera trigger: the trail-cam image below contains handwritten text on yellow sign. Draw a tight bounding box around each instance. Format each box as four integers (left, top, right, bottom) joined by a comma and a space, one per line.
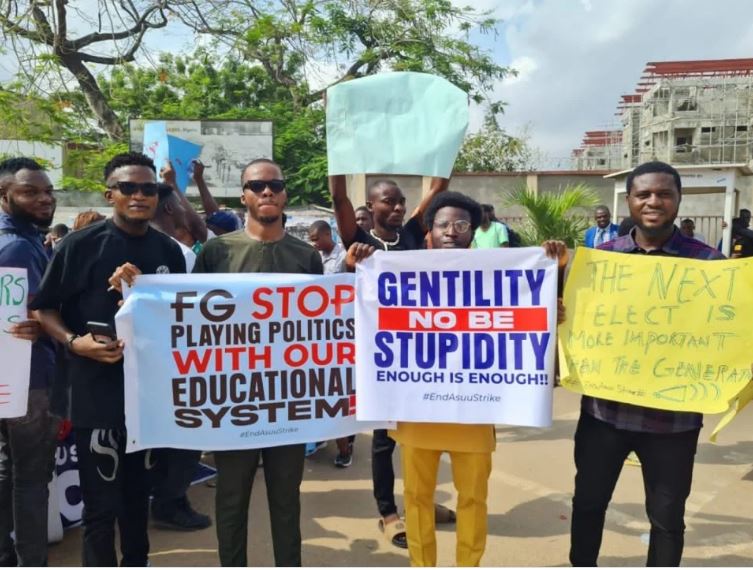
559, 248, 753, 414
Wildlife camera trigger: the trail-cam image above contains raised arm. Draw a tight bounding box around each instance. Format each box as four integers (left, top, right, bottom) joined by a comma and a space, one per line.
329, 174, 358, 247
160, 161, 208, 243
192, 159, 219, 218
411, 177, 450, 232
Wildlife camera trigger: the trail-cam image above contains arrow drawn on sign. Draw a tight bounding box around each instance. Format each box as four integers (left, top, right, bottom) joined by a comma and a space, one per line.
654, 382, 721, 403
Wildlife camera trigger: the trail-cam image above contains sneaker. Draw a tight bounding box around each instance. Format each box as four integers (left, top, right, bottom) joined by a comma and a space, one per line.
334, 450, 353, 468
305, 441, 327, 457
152, 498, 212, 531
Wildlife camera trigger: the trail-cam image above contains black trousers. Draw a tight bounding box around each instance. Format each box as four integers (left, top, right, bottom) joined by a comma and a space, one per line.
371, 429, 398, 518
151, 448, 202, 514
570, 412, 699, 567
0, 390, 60, 566
214, 444, 305, 567
75, 428, 152, 567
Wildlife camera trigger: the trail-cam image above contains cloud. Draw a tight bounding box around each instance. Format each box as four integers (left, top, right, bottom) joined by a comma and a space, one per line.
480, 0, 753, 167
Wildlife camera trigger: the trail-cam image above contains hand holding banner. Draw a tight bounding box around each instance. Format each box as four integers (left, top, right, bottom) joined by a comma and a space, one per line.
0, 267, 31, 418
559, 248, 753, 414
355, 248, 557, 427
116, 273, 390, 452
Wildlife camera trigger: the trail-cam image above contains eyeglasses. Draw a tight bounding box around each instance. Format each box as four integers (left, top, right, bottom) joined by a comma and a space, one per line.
434, 219, 472, 234
242, 179, 286, 194
107, 181, 167, 197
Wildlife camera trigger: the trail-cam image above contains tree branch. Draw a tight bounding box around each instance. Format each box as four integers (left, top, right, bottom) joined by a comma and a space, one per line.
70, 4, 166, 50
53, 0, 66, 52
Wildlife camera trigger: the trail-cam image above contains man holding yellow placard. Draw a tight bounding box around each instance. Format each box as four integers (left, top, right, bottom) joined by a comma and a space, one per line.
563, 161, 727, 567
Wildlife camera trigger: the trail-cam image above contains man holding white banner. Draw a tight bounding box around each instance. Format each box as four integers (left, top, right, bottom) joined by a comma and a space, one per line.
32, 152, 185, 567
193, 158, 323, 567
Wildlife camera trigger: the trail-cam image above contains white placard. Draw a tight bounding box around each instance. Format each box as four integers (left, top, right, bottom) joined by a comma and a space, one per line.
355, 248, 557, 427
0, 267, 31, 418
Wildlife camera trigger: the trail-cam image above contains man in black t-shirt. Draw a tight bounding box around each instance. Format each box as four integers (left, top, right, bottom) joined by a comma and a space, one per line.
330, 174, 448, 252
31, 152, 185, 567
329, 173, 450, 548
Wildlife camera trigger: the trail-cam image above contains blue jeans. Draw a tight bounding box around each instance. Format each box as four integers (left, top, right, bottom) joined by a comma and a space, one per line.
0, 389, 61, 566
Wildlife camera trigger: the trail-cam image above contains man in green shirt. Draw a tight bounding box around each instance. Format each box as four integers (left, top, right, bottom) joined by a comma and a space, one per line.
472, 204, 509, 249
194, 158, 323, 567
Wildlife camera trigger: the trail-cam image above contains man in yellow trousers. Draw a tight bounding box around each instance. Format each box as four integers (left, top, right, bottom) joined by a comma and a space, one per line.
388, 191, 568, 566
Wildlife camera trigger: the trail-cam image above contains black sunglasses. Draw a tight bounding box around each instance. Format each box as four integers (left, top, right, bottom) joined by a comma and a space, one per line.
108, 181, 169, 197
242, 179, 286, 194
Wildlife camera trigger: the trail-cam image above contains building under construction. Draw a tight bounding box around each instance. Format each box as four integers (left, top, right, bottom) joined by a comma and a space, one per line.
572, 58, 753, 169
571, 130, 623, 170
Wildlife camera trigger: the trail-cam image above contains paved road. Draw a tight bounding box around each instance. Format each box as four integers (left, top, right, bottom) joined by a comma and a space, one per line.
48, 389, 753, 566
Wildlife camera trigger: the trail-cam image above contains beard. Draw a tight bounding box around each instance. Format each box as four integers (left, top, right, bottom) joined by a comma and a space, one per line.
634, 217, 675, 238
7, 196, 54, 227
258, 214, 280, 225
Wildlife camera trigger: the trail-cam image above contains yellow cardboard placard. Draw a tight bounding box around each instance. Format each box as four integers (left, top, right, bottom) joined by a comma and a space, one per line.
559, 248, 753, 415
709, 380, 753, 442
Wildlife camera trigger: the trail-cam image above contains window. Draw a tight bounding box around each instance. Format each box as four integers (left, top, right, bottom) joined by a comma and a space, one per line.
737, 125, 748, 132
676, 99, 698, 111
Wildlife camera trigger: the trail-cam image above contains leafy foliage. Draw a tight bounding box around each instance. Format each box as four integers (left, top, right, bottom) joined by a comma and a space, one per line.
98, 51, 329, 203
170, 0, 513, 106
505, 184, 599, 247
455, 108, 532, 173
1, 1, 517, 202
61, 142, 130, 192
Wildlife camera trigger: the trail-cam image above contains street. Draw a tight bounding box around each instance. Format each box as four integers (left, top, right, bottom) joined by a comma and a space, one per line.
48, 388, 753, 566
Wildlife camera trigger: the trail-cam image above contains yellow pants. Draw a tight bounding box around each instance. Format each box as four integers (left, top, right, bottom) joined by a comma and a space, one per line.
401, 445, 492, 567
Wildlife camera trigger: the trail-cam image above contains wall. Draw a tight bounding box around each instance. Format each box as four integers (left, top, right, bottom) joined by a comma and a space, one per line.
359, 171, 615, 219
0, 140, 63, 186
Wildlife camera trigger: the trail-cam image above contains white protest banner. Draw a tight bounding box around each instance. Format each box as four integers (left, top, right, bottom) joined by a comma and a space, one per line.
355, 249, 557, 427
116, 273, 390, 452
0, 267, 31, 418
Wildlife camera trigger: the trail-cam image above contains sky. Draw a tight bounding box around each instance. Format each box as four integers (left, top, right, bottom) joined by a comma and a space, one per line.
3, 1, 753, 169
467, 0, 753, 167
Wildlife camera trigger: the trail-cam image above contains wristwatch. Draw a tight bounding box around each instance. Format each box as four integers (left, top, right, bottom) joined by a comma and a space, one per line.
66, 333, 80, 351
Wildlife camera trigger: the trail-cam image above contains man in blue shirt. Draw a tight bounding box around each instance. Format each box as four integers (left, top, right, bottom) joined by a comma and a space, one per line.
584, 205, 620, 247
0, 157, 60, 566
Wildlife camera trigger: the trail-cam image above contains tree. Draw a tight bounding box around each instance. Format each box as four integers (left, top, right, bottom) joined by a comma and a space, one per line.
1, 1, 515, 202
97, 51, 329, 203
505, 184, 598, 248
454, 106, 533, 173
168, 0, 513, 107
0, 0, 169, 139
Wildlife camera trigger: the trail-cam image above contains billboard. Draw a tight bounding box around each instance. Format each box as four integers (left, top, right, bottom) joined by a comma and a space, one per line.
129, 119, 273, 198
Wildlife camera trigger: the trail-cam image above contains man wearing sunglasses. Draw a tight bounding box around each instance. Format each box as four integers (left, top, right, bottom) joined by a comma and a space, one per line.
194, 158, 323, 567
31, 152, 185, 566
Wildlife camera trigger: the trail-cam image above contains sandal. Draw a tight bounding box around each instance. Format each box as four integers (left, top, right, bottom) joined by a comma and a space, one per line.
435, 503, 456, 524
379, 518, 408, 549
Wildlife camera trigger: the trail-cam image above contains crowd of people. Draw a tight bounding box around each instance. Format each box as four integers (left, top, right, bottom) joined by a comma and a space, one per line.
0, 152, 741, 567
